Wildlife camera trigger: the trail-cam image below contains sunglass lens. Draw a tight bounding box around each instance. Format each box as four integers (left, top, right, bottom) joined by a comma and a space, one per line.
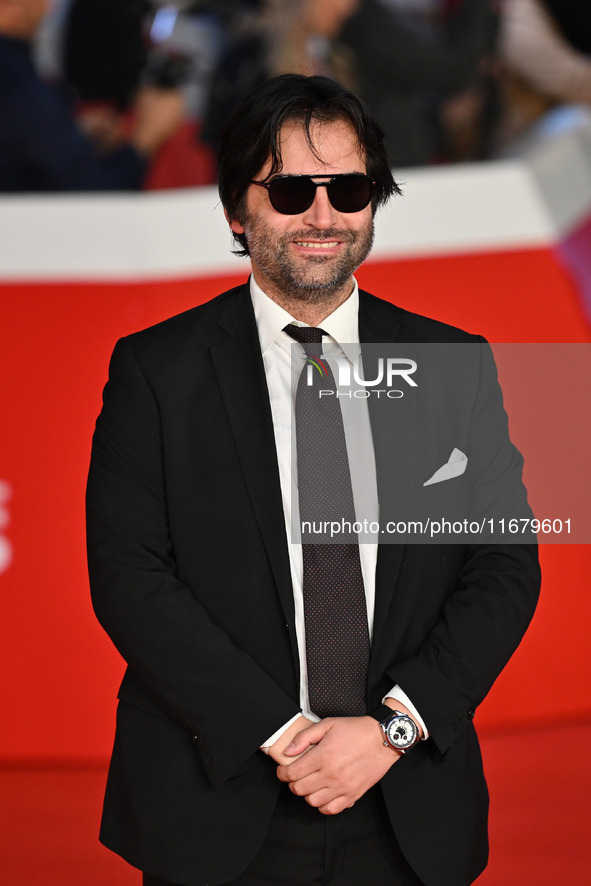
266, 175, 374, 214
269, 177, 316, 214
328, 175, 373, 212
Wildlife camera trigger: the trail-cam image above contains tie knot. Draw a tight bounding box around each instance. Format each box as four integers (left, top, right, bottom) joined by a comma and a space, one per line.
284, 324, 325, 346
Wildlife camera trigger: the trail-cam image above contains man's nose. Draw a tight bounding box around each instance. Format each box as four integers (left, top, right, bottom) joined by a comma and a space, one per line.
302, 185, 338, 229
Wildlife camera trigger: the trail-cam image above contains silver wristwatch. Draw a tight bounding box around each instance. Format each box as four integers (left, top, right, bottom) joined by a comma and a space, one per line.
377, 707, 420, 754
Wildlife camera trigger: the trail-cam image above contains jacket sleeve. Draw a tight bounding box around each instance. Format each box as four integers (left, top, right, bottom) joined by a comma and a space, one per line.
390, 542, 540, 754
386, 342, 541, 753
86, 336, 300, 786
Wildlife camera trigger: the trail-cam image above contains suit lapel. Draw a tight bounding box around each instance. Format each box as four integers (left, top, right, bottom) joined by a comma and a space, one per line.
209, 289, 298, 659
358, 292, 416, 668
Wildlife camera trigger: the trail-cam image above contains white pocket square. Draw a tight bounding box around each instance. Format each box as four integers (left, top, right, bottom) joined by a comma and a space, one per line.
423, 448, 467, 486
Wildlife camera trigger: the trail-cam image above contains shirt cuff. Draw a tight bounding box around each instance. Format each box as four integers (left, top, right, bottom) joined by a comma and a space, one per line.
383, 685, 430, 739
260, 712, 303, 754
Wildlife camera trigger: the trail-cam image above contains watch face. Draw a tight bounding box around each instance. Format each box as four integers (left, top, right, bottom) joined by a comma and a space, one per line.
386, 715, 418, 750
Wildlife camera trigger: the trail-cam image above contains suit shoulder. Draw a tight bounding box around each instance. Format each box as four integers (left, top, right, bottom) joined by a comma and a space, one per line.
359, 289, 484, 343
121, 283, 249, 355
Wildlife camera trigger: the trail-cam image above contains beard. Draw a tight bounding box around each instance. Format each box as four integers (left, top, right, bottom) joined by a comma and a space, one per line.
242, 214, 375, 303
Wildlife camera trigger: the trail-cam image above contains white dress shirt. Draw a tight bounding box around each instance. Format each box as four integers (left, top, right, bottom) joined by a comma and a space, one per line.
249, 276, 428, 747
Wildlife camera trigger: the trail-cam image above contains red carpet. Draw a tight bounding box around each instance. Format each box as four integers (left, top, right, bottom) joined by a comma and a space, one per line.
2, 722, 590, 885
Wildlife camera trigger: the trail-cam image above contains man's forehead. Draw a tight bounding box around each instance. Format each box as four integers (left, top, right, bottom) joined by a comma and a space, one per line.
265, 117, 366, 174
279, 116, 363, 150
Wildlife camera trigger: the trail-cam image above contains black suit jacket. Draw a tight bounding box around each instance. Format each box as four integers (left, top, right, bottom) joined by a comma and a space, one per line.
86, 284, 540, 886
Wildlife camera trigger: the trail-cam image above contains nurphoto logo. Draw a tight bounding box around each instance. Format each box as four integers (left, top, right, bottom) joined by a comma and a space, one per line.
305, 352, 418, 399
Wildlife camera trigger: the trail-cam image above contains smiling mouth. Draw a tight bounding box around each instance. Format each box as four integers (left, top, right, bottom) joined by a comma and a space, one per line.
295, 241, 341, 249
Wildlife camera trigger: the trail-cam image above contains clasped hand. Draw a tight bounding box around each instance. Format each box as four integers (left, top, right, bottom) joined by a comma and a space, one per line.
275, 716, 400, 815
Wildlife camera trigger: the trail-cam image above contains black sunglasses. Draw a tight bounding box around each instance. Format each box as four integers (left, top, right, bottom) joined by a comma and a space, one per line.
249, 173, 375, 215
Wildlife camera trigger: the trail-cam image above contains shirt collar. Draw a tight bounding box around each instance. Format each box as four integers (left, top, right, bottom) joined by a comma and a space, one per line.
249, 275, 360, 363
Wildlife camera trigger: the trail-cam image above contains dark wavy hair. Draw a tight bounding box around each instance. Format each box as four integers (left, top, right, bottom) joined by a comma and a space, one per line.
218, 74, 401, 257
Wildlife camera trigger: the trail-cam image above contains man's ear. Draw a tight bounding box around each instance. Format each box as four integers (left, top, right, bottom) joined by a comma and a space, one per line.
224, 208, 245, 235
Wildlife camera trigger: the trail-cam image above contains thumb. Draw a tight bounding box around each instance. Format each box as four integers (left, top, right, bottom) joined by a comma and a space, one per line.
283, 720, 331, 756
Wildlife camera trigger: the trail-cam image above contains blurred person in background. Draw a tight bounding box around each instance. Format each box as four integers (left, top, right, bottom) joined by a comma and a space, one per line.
201, 0, 359, 158
63, 0, 149, 112
0, 0, 184, 191
60, 0, 235, 187
337, 0, 499, 166
63, 2, 222, 138
494, 0, 591, 155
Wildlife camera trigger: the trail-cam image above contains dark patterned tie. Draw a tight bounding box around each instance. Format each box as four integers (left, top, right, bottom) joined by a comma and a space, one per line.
284, 324, 369, 718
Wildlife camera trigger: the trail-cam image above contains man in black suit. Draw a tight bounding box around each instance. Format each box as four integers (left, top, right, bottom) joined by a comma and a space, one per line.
87, 74, 540, 886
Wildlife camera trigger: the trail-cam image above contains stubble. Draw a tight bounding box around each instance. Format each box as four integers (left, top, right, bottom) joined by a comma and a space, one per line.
243, 215, 375, 309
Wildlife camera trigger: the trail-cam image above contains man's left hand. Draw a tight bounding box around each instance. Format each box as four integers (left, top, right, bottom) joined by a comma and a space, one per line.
276, 716, 400, 815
